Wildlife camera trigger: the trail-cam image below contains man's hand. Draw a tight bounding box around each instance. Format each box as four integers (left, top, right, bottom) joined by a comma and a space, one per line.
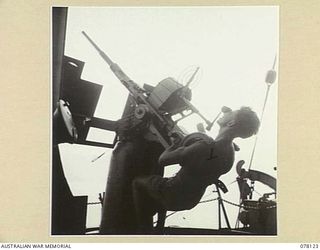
168, 132, 183, 149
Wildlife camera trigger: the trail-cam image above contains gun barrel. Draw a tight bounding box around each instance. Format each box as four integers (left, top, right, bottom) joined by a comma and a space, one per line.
82, 31, 134, 87
82, 31, 187, 148
82, 31, 113, 66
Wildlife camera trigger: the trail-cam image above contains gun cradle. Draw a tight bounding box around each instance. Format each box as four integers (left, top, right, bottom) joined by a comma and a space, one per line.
82, 31, 204, 148
122, 78, 192, 146
146, 77, 192, 115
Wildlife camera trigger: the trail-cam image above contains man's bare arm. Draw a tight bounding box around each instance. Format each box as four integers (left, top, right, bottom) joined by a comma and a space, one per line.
158, 140, 207, 167
158, 144, 185, 167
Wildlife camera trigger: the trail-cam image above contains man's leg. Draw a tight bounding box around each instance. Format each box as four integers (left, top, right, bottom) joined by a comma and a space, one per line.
132, 176, 164, 234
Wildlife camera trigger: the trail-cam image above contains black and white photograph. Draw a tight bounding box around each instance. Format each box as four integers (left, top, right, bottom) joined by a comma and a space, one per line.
51, 6, 278, 236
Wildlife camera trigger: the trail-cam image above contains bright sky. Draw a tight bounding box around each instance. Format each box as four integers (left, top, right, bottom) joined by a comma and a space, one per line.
59, 6, 278, 230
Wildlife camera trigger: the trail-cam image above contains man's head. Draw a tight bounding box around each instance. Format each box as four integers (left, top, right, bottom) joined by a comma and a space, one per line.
217, 106, 260, 139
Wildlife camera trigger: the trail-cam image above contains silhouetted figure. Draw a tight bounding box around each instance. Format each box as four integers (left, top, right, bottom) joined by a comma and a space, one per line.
132, 106, 260, 234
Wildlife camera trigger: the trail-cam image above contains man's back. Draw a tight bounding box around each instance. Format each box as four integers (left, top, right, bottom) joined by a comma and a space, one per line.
161, 139, 235, 211
177, 139, 235, 182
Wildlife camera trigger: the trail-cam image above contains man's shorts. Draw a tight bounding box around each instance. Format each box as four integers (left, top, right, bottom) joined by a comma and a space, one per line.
144, 175, 205, 211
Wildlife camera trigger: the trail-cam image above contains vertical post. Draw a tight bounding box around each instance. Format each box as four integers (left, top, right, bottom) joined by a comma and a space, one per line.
217, 185, 221, 230
52, 7, 68, 110
216, 186, 231, 230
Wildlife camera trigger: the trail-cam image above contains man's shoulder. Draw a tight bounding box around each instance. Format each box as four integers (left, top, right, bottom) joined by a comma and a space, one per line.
188, 139, 213, 149
180, 139, 214, 159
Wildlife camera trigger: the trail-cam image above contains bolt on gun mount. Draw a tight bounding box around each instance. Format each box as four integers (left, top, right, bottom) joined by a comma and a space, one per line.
82, 31, 215, 148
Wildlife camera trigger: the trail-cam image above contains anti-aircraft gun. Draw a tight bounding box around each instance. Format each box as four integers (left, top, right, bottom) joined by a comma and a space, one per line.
82, 31, 217, 148
81, 32, 227, 234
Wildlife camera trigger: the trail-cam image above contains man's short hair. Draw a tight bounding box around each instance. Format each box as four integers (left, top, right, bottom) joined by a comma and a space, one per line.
235, 107, 260, 138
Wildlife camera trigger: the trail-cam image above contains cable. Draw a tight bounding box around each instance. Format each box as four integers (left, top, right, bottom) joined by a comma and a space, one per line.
248, 84, 272, 171
236, 55, 277, 226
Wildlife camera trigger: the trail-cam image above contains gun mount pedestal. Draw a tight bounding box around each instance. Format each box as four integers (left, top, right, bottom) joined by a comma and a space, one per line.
100, 138, 163, 234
